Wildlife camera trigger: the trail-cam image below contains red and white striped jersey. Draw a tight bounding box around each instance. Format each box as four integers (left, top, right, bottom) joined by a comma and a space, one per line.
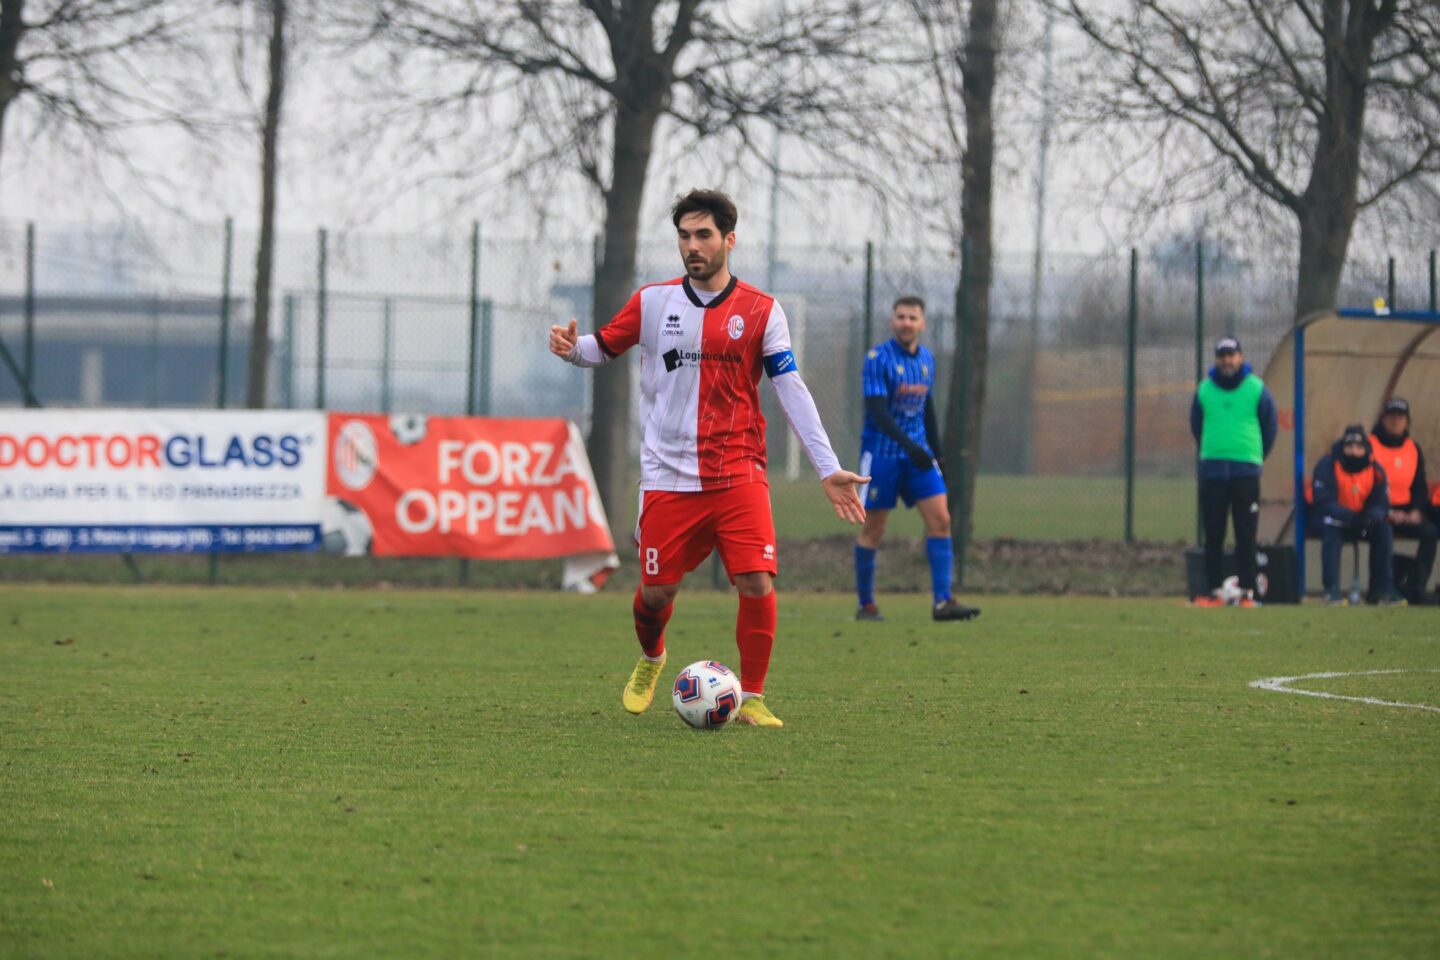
595, 276, 792, 492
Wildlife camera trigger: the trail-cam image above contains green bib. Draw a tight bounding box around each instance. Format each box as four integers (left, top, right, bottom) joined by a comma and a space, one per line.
1197, 375, 1264, 465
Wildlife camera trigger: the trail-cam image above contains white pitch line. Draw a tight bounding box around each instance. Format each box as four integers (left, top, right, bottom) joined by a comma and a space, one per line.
1249, 669, 1440, 714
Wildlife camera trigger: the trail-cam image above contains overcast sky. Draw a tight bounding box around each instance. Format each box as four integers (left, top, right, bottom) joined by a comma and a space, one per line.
0, 4, 1144, 259
0, 1, 1429, 272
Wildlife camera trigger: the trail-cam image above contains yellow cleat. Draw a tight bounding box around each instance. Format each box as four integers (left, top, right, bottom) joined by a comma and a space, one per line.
622, 653, 666, 715
735, 695, 784, 728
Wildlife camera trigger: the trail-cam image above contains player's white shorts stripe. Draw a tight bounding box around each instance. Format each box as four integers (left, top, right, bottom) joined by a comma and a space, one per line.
858, 450, 873, 504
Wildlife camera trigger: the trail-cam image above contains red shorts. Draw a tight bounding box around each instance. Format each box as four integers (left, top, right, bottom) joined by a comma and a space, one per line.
636, 482, 778, 585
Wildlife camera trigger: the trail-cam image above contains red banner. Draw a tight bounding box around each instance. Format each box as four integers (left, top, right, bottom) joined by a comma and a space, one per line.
325, 414, 617, 577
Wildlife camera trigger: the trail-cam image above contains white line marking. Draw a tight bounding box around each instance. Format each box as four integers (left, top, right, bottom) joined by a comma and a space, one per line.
1249, 669, 1440, 714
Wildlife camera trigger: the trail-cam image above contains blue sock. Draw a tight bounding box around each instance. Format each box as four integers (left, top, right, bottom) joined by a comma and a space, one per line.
854, 545, 877, 607
926, 537, 954, 605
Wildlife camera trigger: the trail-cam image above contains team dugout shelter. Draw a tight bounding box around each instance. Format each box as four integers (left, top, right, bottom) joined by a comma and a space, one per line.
1259, 307, 1440, 596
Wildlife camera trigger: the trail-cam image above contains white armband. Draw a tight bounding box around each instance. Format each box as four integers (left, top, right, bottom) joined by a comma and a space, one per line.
770, 371, 842, 479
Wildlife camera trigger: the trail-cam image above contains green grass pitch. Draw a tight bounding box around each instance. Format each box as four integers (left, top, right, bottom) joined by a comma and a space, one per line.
3, 586, 1437, 958
763, 474, 1198, 542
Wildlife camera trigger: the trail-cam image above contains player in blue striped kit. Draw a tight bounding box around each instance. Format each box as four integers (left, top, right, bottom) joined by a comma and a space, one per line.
854, 296, 981, 622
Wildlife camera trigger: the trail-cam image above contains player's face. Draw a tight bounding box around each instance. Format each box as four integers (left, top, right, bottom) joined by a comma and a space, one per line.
1215, 350, 1243, 376
676, 212, 734, 286
890, 304, 926, 349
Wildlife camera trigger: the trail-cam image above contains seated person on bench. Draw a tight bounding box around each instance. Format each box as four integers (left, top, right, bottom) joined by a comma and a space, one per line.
1371, 397, 1438, 604
1311, 425, 1406, 606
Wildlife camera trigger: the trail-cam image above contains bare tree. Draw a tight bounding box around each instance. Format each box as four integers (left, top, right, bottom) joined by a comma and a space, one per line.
227, 0, 290, 409
0, 1, 211, 199
952, 0, 998, 548
1064, 0, 1440, 317
346, 0, 909, 537
909, 0, 1003, 548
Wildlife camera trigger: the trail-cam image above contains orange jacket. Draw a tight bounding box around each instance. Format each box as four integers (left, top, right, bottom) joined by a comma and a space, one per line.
1370, 433, 1419, 507
1311, 440, 1389, 525
1332, 462, 1377, 513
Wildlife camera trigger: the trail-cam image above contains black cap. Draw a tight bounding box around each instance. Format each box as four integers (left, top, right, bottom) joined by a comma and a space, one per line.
1214, 335, 1241, 355
1341, 425, 1367, 447
1383, 397, 1410, 416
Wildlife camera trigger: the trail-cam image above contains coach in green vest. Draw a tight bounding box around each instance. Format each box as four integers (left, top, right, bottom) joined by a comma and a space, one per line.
1189, 335, 1278, 606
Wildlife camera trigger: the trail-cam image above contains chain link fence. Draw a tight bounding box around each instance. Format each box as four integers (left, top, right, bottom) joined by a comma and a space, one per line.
2, 216, 1436, 548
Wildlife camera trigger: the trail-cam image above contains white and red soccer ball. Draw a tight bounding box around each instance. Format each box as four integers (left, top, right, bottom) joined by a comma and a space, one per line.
672, 660, 742, 729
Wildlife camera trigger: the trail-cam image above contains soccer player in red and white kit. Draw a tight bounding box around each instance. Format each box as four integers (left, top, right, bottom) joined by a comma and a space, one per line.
549, 189, 869, 728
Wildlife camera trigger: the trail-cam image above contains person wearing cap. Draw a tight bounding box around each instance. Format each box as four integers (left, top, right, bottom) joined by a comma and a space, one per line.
1189, 335, 1278, 606
1312, 425, 1406, 605
1370, 397, 1437, 604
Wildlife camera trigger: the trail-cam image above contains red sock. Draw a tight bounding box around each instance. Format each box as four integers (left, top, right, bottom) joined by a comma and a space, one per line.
632, 588, 672, 659
736, 591, 777, 695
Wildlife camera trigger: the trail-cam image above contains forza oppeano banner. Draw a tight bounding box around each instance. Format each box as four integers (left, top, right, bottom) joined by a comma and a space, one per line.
0, 410, 326, 553
325, 413, 619, 590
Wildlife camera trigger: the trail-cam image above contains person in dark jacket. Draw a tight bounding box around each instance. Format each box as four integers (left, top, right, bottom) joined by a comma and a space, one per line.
1370, 397, 1437, 604
1312, 425, 1405, 606
1189, 336, 1278, 606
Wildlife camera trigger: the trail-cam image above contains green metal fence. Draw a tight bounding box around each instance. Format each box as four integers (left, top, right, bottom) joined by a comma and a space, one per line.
1, 216, 1436, 551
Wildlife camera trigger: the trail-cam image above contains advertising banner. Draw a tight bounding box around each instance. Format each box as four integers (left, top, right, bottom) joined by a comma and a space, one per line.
0, 410, 327, 553
325, 414, 619, 590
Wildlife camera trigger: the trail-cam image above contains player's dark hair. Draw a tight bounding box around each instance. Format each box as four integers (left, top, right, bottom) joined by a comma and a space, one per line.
893, 295, 926, 313
672, 189, 738, 235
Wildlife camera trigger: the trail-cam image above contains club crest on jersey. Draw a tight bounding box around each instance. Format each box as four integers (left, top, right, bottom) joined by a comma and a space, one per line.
727, 315, 745, 339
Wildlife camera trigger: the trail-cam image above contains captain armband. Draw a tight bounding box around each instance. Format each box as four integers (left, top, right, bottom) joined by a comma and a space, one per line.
763, 350, 797, 379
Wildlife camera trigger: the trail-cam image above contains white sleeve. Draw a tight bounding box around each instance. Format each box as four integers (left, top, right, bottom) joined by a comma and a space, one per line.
564, 334, 609, 368
770, 371, 842, 479
762, 301, 792, 354
762, 300, 840, 477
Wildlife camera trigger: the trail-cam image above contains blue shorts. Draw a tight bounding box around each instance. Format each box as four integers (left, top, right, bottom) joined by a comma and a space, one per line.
857, 446, 947, 511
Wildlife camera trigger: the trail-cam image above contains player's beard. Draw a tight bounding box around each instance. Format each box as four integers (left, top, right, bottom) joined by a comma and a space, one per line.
685, 249, 726, 282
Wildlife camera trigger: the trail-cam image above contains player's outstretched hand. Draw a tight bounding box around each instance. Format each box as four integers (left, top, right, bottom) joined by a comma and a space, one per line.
821, 469, 871, 525
549, 319, 579, 358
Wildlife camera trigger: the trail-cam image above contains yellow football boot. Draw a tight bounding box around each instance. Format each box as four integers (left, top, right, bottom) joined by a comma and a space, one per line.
735, 695, 784, 728
622, 653, 666, 715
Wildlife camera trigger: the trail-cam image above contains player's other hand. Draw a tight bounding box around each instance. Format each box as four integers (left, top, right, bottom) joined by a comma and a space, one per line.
549, 319, 579, 358
821, 469, 871, 525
